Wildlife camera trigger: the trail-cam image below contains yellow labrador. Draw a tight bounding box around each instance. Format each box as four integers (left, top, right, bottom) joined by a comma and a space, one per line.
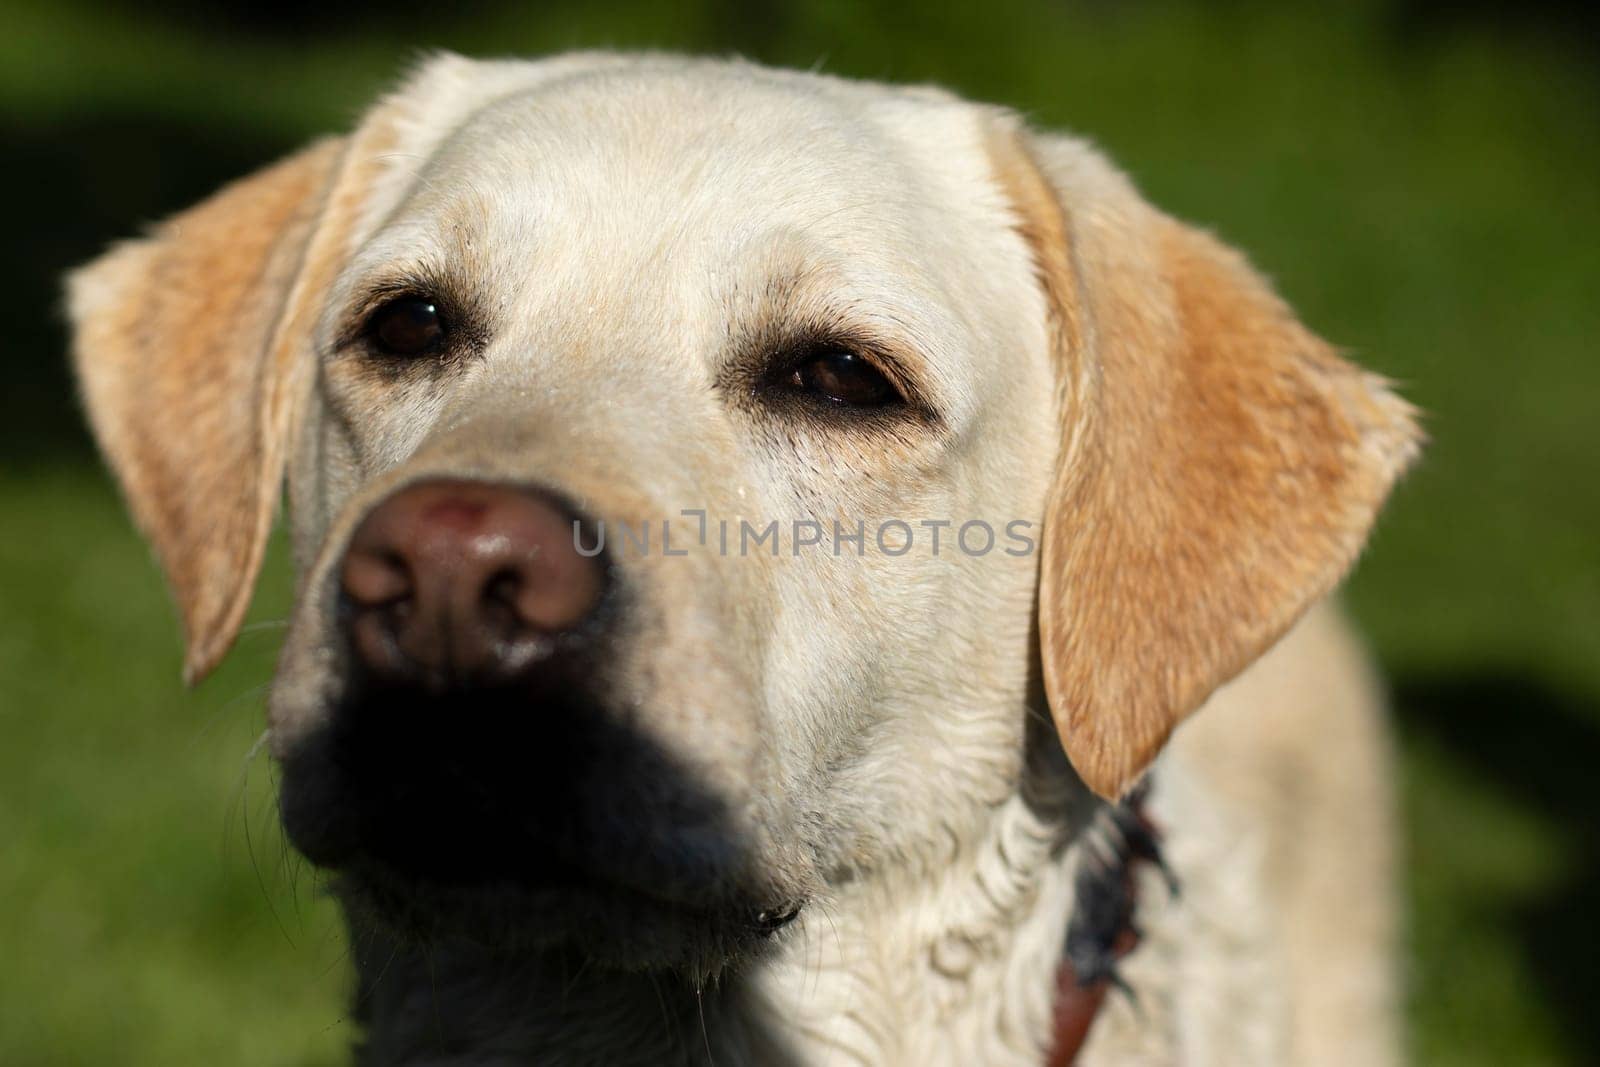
68, 53, 1418, 1066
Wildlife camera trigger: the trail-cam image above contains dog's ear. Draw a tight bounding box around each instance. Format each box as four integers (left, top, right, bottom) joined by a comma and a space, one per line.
989, 126, 1421, 799
67, 138, 347, 684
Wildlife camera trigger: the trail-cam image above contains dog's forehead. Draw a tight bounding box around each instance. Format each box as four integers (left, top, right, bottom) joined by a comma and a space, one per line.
319, 56, 1049, 440
352, 59, 1012, 304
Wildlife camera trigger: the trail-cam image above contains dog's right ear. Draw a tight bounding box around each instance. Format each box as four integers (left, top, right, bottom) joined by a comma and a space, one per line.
67, 138, 347, 684
986, 121, 1419, 801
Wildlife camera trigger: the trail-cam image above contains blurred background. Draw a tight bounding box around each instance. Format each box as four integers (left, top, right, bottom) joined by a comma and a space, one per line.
1, 0, 1595, 1063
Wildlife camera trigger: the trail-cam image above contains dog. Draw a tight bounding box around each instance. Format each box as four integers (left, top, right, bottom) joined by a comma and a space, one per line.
67, 52, 1419, 1065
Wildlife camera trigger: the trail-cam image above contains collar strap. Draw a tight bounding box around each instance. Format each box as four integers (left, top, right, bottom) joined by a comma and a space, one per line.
1045, 786, 1177, 1065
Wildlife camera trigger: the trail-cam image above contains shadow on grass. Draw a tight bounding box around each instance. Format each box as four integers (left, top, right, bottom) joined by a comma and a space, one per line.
1394, 670, 1600, 1060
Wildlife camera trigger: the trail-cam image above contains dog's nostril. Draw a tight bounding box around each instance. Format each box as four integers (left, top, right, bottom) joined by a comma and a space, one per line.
343, 548, 413, 607
484, 568, 521, 605
481, 569, 527, 631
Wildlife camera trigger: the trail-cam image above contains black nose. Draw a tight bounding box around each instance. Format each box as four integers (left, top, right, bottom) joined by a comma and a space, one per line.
338, 479, 606, 686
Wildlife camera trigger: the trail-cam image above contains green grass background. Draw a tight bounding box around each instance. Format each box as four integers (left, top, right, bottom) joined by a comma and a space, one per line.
2, 1, 1596, 1062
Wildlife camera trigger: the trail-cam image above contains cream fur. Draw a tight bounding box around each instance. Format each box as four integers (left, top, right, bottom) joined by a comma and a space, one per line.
67, 52, 1413, 1065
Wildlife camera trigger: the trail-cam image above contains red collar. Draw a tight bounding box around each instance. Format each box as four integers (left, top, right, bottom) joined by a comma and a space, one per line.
1044, 792, 1173, 1065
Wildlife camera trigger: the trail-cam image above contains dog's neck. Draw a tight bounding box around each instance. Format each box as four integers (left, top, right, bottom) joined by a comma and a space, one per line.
743, 740, 1101, 1066
344, 724, 1107, 1066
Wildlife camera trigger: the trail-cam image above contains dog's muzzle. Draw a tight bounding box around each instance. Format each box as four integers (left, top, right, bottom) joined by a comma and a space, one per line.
275, 479, 792, 954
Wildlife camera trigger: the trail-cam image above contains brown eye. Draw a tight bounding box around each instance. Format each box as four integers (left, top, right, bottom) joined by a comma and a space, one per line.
789, 350, 900, 408
367, 296, 445, 357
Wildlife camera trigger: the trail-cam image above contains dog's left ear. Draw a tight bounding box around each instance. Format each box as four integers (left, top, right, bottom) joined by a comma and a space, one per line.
66, 138, 348, 684
988, 125, 1421, 800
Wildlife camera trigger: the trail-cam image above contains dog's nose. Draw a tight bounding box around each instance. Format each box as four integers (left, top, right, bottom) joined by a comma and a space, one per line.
339, 480, 604, 683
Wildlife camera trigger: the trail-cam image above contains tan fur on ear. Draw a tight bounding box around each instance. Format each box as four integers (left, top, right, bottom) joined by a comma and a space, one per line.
67, 138, 347, 683
989, 126, 1421, 799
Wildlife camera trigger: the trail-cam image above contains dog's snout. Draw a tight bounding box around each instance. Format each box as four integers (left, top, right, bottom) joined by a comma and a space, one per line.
340, 480, 604, 683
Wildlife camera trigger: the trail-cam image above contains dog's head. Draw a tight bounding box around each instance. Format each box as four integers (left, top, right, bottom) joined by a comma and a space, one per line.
67, 53, 1418, 974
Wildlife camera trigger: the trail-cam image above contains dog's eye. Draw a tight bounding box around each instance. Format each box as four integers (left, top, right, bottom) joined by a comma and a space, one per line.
366, 297, 446, 357
787, 350, 900, 408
